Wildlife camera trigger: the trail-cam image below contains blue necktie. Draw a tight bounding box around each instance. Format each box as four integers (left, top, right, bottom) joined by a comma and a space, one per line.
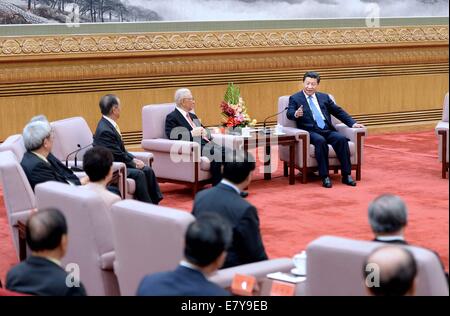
307, 96, 326, 129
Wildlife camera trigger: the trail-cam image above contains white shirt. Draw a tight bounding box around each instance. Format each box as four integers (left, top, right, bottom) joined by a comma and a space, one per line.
179, 260, 204, 275
31, 151, 49, 164
375, 235, 405, 242
220, 179, 241, 195
176, 107, 197, 128
102, 115, 121, 134
303, 91, 325, 120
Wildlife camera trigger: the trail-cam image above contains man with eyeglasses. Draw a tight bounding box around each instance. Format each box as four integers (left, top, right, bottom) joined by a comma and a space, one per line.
165, 88, 228, 186
21, 117, 89, 191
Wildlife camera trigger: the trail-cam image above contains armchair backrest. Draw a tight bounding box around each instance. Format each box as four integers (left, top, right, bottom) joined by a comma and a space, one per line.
306, 235, 449, 296
277, 96, 296, 128
0, 150, 36, 257
35, 181, 118, 296
142, 103, 176, 139
0, 134, 26, 161
443, 92, 449, 122
50, 117, 93, 161
111, 200, 195, 295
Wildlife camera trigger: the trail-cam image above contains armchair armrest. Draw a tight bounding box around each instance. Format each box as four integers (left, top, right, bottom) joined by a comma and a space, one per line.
208, 258, 294, 288
142, 138, 201, 160
281, 127, 310, 142
111, 162, 127, 199
335, 124, 367, 143
435, 121, 449, 133
130, 151, 154, 166
211, 133, 244, 150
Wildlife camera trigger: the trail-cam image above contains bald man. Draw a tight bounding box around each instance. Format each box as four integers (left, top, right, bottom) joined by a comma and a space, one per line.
6, 208, 87, 296
363, 246, 417, 296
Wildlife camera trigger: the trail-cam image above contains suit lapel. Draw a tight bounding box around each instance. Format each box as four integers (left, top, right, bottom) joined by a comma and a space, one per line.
173, 109, 194, 131
102, 117, 124, 145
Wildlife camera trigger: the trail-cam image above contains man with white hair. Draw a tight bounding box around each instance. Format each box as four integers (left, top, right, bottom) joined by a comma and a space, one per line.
165, 88, 228, 187
368, 194, 448, 283
20, 118, 88, 190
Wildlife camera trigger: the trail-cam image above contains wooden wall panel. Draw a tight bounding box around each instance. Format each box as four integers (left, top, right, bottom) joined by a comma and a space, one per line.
0, 23, 448, 142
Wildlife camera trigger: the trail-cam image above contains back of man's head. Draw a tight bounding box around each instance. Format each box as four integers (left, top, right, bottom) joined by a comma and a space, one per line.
26, 208, 67, 252
83, 146, 113, 182
368, 194, 408, 235
99, 94, 120, 116
184, 213, 232, 268
222, 150, 255, 185
363, 246, 417, 296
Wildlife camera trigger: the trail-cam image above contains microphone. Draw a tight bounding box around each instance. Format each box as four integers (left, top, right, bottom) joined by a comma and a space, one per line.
65, 143, 93, 171
262, 107, 288, 134
73, 144, 81, 171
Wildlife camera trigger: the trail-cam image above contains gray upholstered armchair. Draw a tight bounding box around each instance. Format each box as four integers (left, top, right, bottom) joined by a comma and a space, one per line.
35, 181, 120, 296
51, 116, 153, 199
110, 200, 294, 296
277, 95, 367, 183
436, 92, 449, 179
141, 103, 242, 195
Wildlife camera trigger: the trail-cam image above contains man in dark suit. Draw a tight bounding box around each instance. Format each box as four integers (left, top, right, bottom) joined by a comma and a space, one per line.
192, 151, 268, 268
137, 213, 231, 296
368, 194, 448, 283
165, 88, 227, 186
6, 208, 87, 296
287, 71, 365, 188
20, 119, 89, 191
93, 94, 163, 204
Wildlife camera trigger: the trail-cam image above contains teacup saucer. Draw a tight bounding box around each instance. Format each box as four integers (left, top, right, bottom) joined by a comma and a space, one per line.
291, 268, 306, 276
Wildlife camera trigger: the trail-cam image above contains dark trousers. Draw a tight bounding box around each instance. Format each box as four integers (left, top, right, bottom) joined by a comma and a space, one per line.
309, 128, 351, 178
201, 142, 228, 186
127, 166, 163, 204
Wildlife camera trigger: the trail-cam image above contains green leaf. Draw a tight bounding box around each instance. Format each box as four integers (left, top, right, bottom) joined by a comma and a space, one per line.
224, 82, 240, 105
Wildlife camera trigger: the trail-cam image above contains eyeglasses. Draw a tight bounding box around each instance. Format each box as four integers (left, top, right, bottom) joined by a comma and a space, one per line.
183, 97, 195, 102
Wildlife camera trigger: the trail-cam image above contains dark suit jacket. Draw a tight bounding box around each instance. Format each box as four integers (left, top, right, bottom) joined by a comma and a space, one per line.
192, 183, 268, 268
286, 91, 356, 132
93, 117, 135, 169
6, 256, 87, 296
165, 109, 211, 147
21, 151, 81, 191
136, 265, 229, 296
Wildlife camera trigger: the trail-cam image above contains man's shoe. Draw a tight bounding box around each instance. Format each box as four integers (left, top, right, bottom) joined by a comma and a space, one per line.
240, 191, 249, 198
322, 177, 332, 188
342, 175, 357, 186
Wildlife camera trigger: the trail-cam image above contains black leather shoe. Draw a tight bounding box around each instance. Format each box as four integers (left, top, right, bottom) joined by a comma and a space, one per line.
240, 191, 249, 198
342, 175, 357, 186
322, 177, 332, 188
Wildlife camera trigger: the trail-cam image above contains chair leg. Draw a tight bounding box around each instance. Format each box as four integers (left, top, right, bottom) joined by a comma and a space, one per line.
443, 161, 448, 179
283, 161, 288, 177
301, 166, 308, 184
192, 182, 199, 197
356, 164, 361, 181
333, 167, 339, 174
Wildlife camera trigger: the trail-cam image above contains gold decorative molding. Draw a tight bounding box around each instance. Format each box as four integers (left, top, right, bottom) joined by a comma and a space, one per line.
0, 25, 448, 60
0, 46, 447, 89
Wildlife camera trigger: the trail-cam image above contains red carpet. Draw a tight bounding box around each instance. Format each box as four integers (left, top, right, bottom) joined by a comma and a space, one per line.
0, 130, 448, 285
